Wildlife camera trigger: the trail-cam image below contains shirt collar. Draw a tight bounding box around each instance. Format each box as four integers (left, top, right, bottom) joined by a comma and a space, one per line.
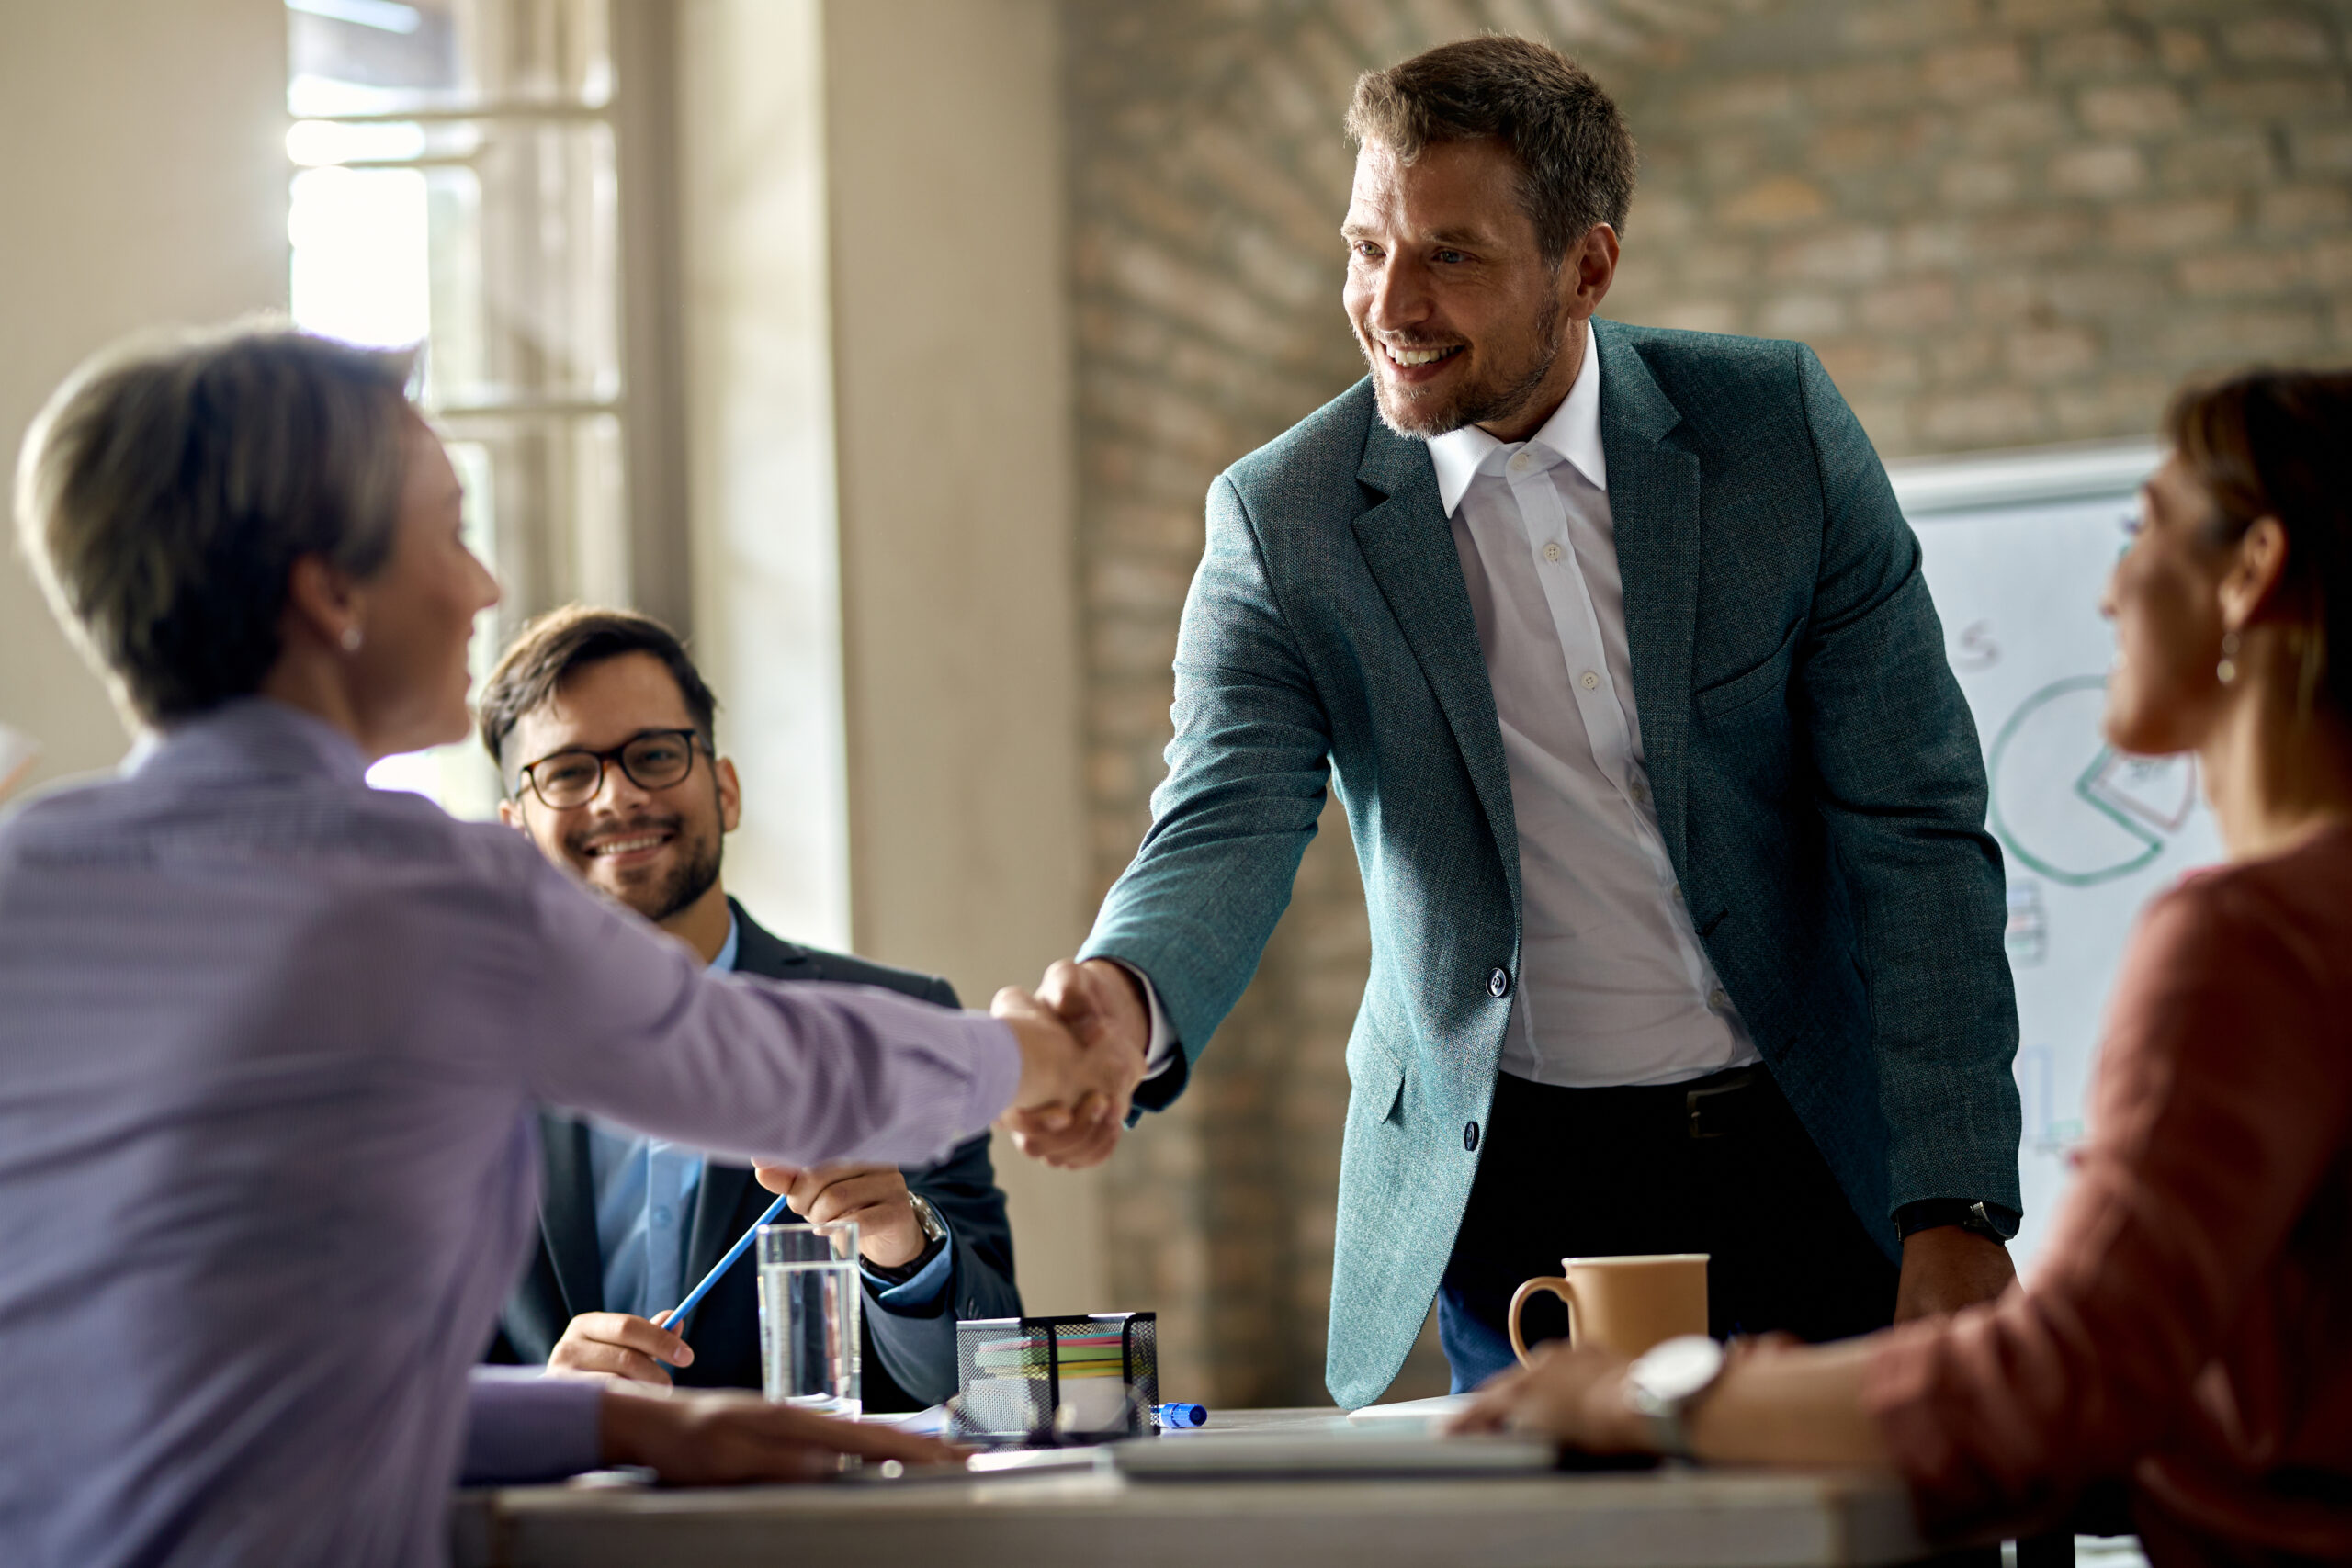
708, 909, 741, 974
127, 696, 371, 788
1425, 321, 1607, 517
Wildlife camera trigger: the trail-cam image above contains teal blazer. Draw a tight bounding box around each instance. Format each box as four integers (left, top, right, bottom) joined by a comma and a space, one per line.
1081, 319, 2021, 1407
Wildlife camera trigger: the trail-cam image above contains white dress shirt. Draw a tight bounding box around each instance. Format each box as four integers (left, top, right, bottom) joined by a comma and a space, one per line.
1427, 327, 1758, 1087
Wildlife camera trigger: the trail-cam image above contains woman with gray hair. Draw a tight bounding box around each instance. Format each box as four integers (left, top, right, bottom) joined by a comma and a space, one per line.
0, 323, 1125, 1566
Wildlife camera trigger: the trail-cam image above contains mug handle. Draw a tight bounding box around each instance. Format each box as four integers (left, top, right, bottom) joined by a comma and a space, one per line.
1507, 1275, 1579, 1365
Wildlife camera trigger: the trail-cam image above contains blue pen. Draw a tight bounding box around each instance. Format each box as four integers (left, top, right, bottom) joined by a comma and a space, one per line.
664, 1191, 792, 1338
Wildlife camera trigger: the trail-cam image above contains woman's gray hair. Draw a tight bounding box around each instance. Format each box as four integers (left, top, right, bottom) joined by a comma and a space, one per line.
14, 320, 419, 724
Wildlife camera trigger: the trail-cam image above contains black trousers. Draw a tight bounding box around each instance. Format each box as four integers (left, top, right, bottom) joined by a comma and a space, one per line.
1437, 1066, 1898, 1389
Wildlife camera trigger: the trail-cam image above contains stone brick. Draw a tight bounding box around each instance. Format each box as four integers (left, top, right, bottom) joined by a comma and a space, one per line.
2291, 126, 2352, 174
1759, 293, 1849, 335
2104, 194, 2244, 250
2221, 14, 2339, 65
2006, 323, 2100, 379
1808, 60, 1926, 116
2079, 83, 2188, 136
1921, 387, 2046, 446
1770, 224, 1894, 284
1926, 41, 2030, 104
2159, 303, 2330, 364
2043, 27, 2154, 81
1996, 0, 2108, 30
1680, 73, 1796, 125
2259, 183, 2352, 234
1960, 96, 2073, 151
1811, 338, 1923, 392
2176, 247, 2307, 298
1862, 276, 1961, 330
1968, 209, 2096, 258
2310, 235, 2352, 288
2200, 73, 2350, 119
1651, 299, 1744, 333
1939, 158, 2023, 206
2048, 142, 2149, 197
1846, 0, 1984, 51
2160, 130, 2279, 191
2156, 26, 2212, 74
1720, 174, 1831, 229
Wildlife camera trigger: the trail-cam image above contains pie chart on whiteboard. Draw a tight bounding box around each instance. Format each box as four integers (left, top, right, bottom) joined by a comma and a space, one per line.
1988, 675, 2199, 888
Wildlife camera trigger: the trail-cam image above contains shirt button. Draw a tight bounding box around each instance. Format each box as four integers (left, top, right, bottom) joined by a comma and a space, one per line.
1708, 988, 1730, 1012
1543, 542, 1563, 562
1488, 967, 1511, 998
1509, 452, 1530, 473
1464, 1121, 1481, 1152
1580, 671, 1600, 691
1630, 778, 1648, 803
652, 1206, 673, 1227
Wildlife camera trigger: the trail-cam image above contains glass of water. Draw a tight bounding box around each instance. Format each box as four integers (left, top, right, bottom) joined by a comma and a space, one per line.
756, 1222, 861, 1417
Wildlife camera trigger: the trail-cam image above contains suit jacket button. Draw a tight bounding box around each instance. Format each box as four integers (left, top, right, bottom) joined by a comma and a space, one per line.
1464, 1121, 1480, 1152
1487, 967, 1510, 998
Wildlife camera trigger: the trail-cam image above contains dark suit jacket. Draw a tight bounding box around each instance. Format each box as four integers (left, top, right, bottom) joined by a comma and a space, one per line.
490, 898, 1021, 1410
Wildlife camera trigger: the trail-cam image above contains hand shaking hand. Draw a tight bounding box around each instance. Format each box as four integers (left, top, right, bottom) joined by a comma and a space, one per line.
991, 959, 1150, 1169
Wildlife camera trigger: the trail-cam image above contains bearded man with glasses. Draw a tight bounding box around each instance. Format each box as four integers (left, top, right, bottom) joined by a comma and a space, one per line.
477, 605, 1021, 1409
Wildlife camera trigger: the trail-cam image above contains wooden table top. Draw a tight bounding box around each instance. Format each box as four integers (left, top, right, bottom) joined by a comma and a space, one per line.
450, 1406, 1931, 1568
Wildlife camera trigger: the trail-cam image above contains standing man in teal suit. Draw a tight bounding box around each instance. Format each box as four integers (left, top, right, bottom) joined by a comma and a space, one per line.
1011, 36, 2022, 1406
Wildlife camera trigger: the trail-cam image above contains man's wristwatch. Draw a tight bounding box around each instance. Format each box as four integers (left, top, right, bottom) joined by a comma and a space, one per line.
1622, 1335, 1726, 1461
1894, 1199, 2020, 1244
865, 1193, 949, 1286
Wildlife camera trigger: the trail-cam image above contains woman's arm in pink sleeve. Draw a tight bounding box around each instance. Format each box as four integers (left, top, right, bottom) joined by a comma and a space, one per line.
1863, 877, 2352, 1534
512, 846, 1022, 1168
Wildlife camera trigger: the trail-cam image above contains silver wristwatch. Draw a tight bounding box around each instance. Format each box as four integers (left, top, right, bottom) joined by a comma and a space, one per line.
1622, 1335, 1726, 1460
908, 1192, 949, 1250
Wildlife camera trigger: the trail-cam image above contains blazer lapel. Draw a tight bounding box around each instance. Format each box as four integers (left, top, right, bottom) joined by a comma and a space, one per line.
1352, 423, 1521, 919
1593, 319, 1701, 875
537, 1112, 605, 1316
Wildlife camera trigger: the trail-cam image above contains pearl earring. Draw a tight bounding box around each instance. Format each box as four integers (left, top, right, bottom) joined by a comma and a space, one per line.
341, 625, 365, 653
2216, 629, 2241, 685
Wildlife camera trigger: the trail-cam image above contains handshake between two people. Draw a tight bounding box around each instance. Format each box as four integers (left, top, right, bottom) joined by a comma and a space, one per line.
989, 958, 1153, 1170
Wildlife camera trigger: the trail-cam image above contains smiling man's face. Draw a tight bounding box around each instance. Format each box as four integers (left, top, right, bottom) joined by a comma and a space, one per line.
1342, 137, 1580, 443
500, 650, 740, 928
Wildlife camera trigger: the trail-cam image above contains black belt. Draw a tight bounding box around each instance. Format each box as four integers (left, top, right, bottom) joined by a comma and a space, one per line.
1493, 1064, 1777, 1142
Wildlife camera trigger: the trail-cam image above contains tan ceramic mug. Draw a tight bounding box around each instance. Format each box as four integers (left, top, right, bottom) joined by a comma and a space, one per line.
1507, 1253, 1710, 1362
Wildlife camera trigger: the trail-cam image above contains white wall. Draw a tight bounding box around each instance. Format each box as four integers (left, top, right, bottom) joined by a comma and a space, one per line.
0, 0, 289, 794
679, 0, 1102, 1314
824, 0, 1099, 1314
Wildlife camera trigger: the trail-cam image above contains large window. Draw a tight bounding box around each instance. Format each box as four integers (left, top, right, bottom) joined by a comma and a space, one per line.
286, 0, 663, 815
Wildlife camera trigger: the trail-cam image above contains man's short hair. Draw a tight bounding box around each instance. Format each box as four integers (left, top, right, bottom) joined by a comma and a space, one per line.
1345, 35, 1637, 265
476, 605, 720, 779
15, 321, 416, 724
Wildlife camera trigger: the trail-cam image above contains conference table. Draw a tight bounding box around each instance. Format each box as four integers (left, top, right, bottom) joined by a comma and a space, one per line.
449, 1407, 1934, 1567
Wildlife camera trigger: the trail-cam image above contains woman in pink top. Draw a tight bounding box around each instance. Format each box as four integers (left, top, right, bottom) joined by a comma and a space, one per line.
1453, 368, 2352, 1564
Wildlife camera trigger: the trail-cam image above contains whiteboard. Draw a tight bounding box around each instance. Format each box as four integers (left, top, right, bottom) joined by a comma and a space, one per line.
1892, 442, 2216, 1269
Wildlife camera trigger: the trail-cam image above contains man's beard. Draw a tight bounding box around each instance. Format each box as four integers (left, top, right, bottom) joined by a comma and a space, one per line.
640, 830, 723, 925
1363, 289, 1566, 441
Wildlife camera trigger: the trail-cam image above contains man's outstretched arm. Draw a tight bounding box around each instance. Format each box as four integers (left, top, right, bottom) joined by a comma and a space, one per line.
1009, 472, 1335, 1167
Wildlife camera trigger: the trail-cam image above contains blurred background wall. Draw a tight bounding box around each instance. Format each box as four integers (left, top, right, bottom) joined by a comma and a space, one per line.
3, 0, 2347, 1408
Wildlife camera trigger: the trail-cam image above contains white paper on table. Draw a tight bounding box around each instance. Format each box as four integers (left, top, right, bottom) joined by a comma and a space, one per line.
0, 723, 39, 802
1344, 1393, 1475, 1423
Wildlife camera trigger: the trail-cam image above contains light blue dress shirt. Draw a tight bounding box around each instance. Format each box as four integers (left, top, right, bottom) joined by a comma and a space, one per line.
588, 911, 956, 1319
585, 916, 740, 1318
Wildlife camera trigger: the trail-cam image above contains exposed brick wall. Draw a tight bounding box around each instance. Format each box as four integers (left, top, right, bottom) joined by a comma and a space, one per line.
1062, 0, 2352, 1407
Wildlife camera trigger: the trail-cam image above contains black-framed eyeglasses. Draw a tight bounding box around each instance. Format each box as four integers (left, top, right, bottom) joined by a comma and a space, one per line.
514, 728, 706, 809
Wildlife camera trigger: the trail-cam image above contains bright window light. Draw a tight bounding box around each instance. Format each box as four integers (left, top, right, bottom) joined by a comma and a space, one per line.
288, 165, 429, 350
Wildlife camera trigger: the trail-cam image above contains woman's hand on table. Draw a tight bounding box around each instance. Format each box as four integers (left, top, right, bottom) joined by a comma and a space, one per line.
597, 1386, 964, 1483
1444, 1342, 1646, 1450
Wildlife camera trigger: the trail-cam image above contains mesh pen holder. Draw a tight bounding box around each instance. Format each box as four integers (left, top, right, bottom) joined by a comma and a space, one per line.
952, 1313, 1159, 1446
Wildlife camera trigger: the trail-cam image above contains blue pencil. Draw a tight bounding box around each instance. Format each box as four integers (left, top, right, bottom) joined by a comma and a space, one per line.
664, 1191, 792, 1338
